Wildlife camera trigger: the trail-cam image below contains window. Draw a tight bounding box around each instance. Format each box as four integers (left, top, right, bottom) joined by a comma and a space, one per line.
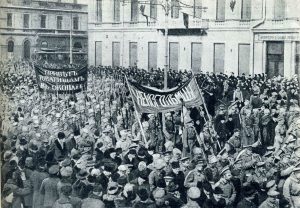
131, 0, 138, 22
112, 42, 120, 67
57, 16, 63, 29
96, 0, 102, 22
23, 14, 29, 28
238, 44, 250, 75
114, 0, 120, 22
73, 17, 79, 30
40, 15, 46, 28
171, 0, 179, 19
169, 42, 179, 71
7, 13, 12, 27
214, 43, 225, 73
74, 42, 82, 49
216, 0, 225, 21
150, 0, 157, 19
129, 42, 138, 67
193, 0, 202, 19
95, 41, 102, 66
241, 0, 251, 20
295, 42, 300, 75
8, 40, 14, 52
274, 0, 285, 20
148, 42, 157, 70
191, 43, 202, 73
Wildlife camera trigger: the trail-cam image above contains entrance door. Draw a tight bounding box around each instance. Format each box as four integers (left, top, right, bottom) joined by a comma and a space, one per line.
266, 42, 284, 78
24, 40, 31, 60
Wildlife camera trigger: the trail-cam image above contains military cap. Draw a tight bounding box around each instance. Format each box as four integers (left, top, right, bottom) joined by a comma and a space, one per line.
154, 159, 166, 170
180, 157, 189, 162
153, 188, 165, 198
266, 180, 276, 189
220, 166, 230, 176
187, 187, 201, 199
48, 165, 60, 175
267, 190, 280, 197
256, 161, 265, 167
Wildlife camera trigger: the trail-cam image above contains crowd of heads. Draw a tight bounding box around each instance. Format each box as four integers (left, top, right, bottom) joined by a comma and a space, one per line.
1, 60, 300, 208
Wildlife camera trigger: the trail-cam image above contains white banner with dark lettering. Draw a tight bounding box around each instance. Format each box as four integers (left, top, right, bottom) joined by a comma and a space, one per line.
128, 77, 203, 113
34, 65, 88, 93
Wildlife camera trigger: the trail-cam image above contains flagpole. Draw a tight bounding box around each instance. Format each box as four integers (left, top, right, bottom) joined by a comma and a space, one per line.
70, 12, 73, 64
125, 75, 148, 148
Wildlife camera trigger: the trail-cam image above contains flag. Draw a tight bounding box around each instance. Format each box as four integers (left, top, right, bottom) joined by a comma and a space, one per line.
183, 13, 189, 29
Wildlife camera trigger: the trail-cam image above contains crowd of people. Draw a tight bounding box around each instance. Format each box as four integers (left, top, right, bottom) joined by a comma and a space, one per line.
1, 59, 300, 208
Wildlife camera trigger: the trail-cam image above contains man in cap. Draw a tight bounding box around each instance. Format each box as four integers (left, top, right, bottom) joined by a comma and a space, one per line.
214, 166, 237, 207
40, 165, 60, 208
184, 160, 206, 188
284, 165, 300, 208
149, 158, 166, 191
259, 190, 280, 208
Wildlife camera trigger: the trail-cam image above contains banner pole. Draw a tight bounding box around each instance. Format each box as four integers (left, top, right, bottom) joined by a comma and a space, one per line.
125, 75, 148, 148
191, 72, 210, 121
191, 72, 221, 151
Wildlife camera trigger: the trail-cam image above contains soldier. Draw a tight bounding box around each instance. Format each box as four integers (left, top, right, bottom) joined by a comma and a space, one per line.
214, 166, 237, 207
184, 160, 206, 188
259, 190, 280, 208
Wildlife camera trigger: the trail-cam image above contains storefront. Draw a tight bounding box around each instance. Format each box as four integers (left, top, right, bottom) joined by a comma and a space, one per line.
253, 33, 300, 78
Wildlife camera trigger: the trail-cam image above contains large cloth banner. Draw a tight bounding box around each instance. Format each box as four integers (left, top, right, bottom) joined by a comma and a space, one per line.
34, 65, 88, 93
128, 77, 203, 113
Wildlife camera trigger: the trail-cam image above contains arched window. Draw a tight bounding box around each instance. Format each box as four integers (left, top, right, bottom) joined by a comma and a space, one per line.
41, 41, 48, 48
74, 42, 82, 49
8, 40, 14, 52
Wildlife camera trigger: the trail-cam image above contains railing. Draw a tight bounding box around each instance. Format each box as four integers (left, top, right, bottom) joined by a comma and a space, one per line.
2, 0, 87, 12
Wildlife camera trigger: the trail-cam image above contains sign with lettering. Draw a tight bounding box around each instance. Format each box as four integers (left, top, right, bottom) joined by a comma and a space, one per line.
34, 65, 88, 93
128, 77, 203, 113
257, 34, 300, 41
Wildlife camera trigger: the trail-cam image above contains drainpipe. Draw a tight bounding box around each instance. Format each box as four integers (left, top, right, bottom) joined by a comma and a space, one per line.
251, 0, 266, 75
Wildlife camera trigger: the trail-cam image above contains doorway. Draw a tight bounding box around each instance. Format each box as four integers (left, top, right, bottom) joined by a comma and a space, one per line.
266, 41, 284, 78
23, 40, 31, 60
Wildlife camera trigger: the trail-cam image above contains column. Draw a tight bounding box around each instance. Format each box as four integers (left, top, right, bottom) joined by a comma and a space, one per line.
284, 41, 292, 78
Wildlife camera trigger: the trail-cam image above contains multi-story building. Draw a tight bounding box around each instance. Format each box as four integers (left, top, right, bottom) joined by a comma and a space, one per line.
88, 0, 300, 78
0, 0, 88, 63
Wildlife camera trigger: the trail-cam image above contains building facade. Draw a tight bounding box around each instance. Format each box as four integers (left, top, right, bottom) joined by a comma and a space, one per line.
0, 0, 88, 63
88, 0, 300, 77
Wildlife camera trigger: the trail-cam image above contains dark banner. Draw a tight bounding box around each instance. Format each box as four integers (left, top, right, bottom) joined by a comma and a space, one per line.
34, 65, 88, 93
128, 77, 203, 113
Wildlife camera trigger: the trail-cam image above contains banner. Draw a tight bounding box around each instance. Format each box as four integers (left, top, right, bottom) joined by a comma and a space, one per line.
128, 77, 203, 113
34, 65, 88, 93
